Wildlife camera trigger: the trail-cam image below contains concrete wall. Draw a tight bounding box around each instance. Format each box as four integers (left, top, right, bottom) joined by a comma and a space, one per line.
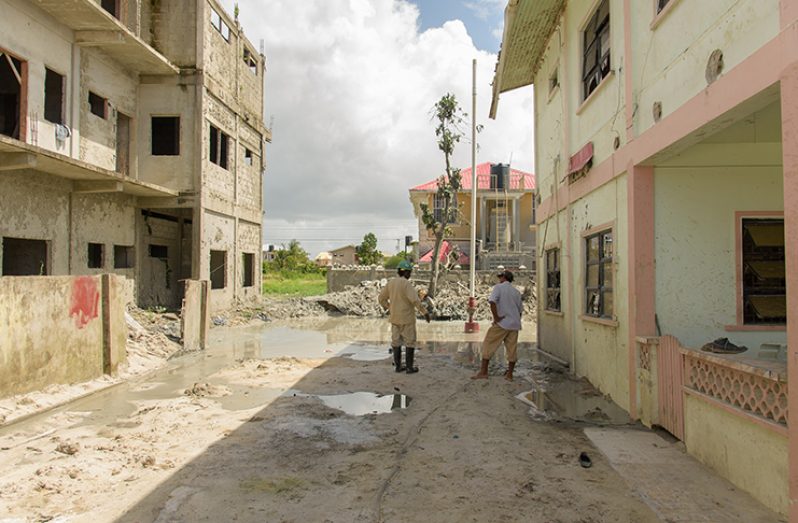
328, 268, 536, 293
684, 394, 787, 516
0, 274, 127, 399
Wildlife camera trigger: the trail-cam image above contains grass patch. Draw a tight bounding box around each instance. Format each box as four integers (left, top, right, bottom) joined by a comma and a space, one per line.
262, 271, 327, 297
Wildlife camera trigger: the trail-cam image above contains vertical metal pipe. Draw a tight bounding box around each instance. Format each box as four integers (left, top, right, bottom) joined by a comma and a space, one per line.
470, 58, 477, 296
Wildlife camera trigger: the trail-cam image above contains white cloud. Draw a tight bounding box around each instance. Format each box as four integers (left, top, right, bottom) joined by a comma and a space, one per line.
226, 0, 534, 256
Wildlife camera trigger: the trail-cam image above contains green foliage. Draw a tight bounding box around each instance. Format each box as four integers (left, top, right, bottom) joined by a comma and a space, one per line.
422, 93, 468, 298
263, 240, 319, 274
384, 251, 410, 269
356, 232, 381, 266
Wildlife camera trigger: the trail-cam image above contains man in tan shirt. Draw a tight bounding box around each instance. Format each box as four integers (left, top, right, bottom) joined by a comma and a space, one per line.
378, 260, 430, 373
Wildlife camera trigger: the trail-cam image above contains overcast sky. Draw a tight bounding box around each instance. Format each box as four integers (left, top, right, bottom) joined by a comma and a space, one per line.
223, 0, 534, 257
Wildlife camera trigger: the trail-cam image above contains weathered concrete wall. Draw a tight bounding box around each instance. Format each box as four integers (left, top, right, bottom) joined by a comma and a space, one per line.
79, 49, 138, 172
181, 279, 210, 351
237, 121, 261, 211
237, 220, 261, 301
202, 210, 235, 310
203, 0, 238, 109
71, 193, 137, 279
684, 394, 787, 516
204, 94, 236, 204
0, 274, 127, 399
137, 80, 198, 191
145, 0, 197, 67
328, 269, 536, 293
137, 211, 187, 309
0, 171, 71, 275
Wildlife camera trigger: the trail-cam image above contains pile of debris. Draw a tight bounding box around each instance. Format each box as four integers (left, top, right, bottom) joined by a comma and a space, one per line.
124, 310, 183, 371
304, 277, 537, 321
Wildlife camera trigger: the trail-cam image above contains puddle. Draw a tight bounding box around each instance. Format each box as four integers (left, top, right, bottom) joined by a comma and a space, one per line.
290, 391, 411, 416
518, 378, 631, 426
338, 343, 391, 361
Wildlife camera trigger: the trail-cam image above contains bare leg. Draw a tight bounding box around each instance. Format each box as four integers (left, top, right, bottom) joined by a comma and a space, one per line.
471, 359, 490, 379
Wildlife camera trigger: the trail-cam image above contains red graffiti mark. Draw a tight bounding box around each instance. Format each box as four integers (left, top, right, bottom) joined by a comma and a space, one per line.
70, 277, 100, 329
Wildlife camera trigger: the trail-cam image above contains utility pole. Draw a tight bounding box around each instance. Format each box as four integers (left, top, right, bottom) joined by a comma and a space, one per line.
465, 58, 479, 333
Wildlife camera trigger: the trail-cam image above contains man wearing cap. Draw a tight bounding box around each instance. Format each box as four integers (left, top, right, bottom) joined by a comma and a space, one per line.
379, 260, 430, 374
471, 270, 523, 381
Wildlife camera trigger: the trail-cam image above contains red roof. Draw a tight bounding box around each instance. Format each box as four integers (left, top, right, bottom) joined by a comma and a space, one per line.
418, 241, 470, 265
410, 162, 535, 191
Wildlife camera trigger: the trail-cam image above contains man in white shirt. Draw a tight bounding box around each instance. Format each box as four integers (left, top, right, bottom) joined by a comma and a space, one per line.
471, 270, 523, 381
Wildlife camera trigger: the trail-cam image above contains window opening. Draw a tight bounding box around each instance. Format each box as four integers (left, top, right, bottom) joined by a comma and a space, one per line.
433, 193, 457, 223
657, 0, 671, 14
0, 53, 23, 139
210, 8, 231, 42
243, 48, 258, 74
151, 116, 180, 156
546, 248, 561, 311
209, 124, 229, 169
87, 243, 104, 269
44, 68, 64, 124
2, 237, 48, 275
101, 0, 119, 18
210, 250, 226, 289
742, 218, 785, 325
114, 245, 134, 269
149, 244, 168, 258
88, 91, 107, 119
244, 148, 253, 166
582, 0, 611, 99
585, 229, 613, 318
242, 253, 254, 287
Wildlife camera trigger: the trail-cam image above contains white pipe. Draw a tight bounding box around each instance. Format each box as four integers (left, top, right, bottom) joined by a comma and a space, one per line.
469, 58, 477, 297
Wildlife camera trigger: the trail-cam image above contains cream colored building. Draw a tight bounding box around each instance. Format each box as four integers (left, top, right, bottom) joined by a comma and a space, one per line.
0, 0, 270, 311
492, 0, 798, 517
409, 162, 536, 270
329, 245, 357, 266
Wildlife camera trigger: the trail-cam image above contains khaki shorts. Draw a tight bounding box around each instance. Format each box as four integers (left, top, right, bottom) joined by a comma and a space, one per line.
481, 324, 519, 362
391, 322, 417, 347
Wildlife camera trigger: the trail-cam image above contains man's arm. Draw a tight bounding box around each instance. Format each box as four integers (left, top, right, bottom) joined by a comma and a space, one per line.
490, 300, 503, 325
378, 284, 390, 310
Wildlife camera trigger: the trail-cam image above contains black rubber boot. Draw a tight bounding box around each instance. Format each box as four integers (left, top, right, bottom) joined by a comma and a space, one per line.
405, 347, 419, 374
393, 347, 405, 372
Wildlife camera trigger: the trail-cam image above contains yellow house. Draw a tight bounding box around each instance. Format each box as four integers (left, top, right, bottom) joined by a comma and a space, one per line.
490, 0, 798, 517
408, 162, 536, 269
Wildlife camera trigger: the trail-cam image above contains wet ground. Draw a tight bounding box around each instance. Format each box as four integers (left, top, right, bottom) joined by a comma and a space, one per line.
0, 318, 781, 522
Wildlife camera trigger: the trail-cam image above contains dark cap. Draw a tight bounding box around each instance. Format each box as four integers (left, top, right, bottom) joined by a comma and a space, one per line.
497, 270, 514, 282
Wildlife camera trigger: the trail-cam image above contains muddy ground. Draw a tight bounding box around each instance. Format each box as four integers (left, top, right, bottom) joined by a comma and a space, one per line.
0, 318, 662, 523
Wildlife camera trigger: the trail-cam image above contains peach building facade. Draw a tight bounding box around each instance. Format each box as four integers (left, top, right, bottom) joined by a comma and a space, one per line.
491, 0, 797, 517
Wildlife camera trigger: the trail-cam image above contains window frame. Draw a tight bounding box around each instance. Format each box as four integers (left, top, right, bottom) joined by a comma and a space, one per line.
545, 247, 561, 312
432, 192, 458, 224
210, 8, 231, 42
243, 48, 258, 74
584, 226, 614, 320
728, 212, 786, 331
581, 0, 611, 101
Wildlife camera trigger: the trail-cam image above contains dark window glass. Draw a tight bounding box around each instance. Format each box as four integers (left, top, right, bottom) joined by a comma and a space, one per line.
742, 218, 785, 325
582, 0, 611, 99
585, 229, 613, 318
546, 248, 561, 311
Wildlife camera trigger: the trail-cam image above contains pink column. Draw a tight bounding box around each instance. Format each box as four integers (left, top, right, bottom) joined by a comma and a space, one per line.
782, 61, 798, 523
627, 164, 656, 419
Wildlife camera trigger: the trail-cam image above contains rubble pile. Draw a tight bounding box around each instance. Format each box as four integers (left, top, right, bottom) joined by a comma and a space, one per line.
125, 310, 182, 363
297, 278, 537, 321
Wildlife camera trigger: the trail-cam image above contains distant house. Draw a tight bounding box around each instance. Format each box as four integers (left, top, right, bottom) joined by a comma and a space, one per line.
314, 252, 333, 267
329, 245, 357, 266
409, 162, 536, 270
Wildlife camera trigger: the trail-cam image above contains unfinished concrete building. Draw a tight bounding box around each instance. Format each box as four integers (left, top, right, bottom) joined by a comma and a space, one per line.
0, 0, 270, 311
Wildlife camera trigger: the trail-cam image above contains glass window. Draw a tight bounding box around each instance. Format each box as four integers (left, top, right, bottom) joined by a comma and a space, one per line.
742, 218, 785, 324
585, 229, 613, 318
582, 0, 611, 99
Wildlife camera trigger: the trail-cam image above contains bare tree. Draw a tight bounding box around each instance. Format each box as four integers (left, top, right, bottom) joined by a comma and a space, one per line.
419, 93, 466, 299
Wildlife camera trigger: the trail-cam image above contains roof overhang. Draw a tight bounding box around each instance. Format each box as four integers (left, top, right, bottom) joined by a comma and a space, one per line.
490, 0, 565, 119
0, 136, 178, 198
29, 0, 178, 76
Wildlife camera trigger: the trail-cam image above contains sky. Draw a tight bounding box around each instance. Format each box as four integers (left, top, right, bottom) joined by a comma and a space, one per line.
221, 0, 534, 257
